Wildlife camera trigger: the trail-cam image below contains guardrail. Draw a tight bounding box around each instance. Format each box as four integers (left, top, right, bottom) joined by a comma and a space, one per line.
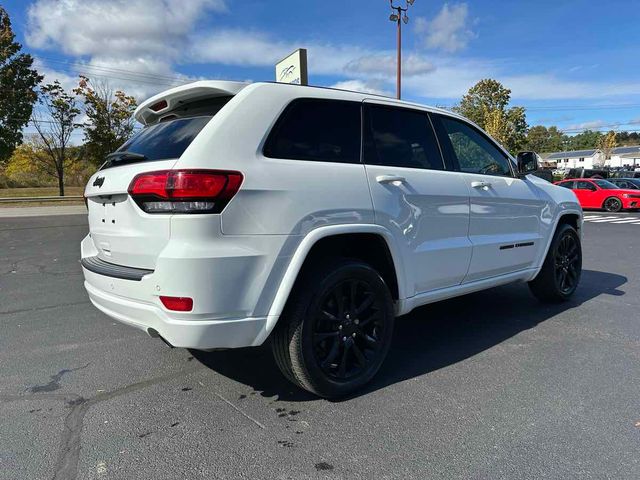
0, 195, 84, 203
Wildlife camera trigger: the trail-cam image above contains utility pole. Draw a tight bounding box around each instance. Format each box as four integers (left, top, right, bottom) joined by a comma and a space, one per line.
389, 0, 415, 100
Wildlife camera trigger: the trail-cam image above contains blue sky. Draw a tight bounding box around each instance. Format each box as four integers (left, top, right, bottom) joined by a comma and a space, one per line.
3, 0, 640, 134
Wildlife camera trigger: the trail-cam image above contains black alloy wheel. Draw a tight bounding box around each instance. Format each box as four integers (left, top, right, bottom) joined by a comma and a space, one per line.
603, 197, 622, 212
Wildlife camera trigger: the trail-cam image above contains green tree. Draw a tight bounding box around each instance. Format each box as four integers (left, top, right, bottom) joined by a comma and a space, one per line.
567, 129, 602, 151
74, 75, 137, 165
32, 81, 81, 196
525, 125, 568, 153
0, 6, 42, 162
454, 79, 528, 153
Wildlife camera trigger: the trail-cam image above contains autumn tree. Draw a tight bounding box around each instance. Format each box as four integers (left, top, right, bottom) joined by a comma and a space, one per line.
454, 79, 527, 154
74, 76, 137, 165
596, 130, 617, 167
0, 6, 42, 163
32, 81, 81, 196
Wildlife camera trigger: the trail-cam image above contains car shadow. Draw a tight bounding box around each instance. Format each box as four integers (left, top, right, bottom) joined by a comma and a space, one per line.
190, 269, 626, 403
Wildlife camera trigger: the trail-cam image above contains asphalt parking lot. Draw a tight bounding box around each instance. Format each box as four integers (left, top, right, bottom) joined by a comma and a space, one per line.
2, 212, 639, 480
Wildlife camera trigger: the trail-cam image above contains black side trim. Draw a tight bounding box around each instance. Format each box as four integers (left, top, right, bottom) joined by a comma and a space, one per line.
499, 242, 535, 251
81, 256, 154, 281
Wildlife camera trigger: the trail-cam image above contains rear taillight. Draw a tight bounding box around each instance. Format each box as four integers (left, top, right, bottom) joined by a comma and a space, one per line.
128, 170, 243, 214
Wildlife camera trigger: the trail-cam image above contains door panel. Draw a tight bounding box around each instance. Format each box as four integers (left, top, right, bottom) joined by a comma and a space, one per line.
432, 114, 545, 282
463, 174, 544, 281
362, 101, 472, 295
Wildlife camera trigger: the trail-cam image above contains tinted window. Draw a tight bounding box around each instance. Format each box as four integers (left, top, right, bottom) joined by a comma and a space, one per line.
593, 179, 619, 189
576, 181, 596, 191
438, 116, 512, 176
559, 181, 574, 189
117, 116, 212, 162
264, 99, 361, 163
363, 105, 444, 170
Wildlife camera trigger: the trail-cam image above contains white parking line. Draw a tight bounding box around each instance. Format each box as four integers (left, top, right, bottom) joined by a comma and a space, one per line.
587, 217, 624, 223
611, 218, 640, 224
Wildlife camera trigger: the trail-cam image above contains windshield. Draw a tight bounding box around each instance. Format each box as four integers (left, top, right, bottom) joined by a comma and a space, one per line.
593, 180, 619, 189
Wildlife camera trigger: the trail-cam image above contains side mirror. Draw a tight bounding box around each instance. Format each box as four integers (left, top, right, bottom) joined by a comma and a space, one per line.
517, 151, 539, 176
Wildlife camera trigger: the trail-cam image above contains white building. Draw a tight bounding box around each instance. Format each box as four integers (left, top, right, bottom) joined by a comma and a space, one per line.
608, 146, 640, 169
544, 145, 640, 170
544, 149, 602, 169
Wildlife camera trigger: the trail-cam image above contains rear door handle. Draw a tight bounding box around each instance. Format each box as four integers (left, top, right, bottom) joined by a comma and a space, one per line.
376, 175, 406, 185
471, 181, 492, 189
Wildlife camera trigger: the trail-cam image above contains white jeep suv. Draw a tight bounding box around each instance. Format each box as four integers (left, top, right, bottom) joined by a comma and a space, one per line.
81, 81, 583, 398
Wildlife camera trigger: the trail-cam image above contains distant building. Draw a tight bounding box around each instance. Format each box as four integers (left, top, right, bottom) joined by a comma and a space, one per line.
544, 149, 601, 169
543, 145, 640, 170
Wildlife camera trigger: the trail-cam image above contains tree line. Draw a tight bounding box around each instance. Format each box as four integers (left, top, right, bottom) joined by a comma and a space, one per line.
453, 78, 638, 159
0, 7, 136, 195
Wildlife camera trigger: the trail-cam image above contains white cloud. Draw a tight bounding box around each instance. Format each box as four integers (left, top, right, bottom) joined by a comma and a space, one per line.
330, 80, 392, 97
26, 0, 226, 98
415, 3, 476, 53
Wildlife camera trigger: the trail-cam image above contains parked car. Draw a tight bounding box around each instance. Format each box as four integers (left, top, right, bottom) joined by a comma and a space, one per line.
609, 170, 640, 179
608, 178, 640, 190
81, 81, 584, 398
565, 168, 609, 179
555, 178, 640, 212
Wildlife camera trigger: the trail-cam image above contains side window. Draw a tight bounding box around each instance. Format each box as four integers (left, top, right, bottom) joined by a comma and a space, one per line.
437, 116, 513, 177
576, 181, 596, 191
559, 181, 574, 189
363, 104, 444, 170
264, 99, 361, 164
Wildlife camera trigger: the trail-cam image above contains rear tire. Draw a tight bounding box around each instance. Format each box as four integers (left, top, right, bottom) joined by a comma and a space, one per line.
603, 197, 622, 212
272, 258, 394, 399
529, 223, 582, 303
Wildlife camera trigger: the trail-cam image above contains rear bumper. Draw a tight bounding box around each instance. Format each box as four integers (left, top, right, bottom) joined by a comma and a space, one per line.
80, 226, 290, 349
84, 280, 270, 349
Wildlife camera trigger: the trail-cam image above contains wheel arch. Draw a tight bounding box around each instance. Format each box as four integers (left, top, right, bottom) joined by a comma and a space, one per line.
264, 225, 406, 335
531, 209, 582, 280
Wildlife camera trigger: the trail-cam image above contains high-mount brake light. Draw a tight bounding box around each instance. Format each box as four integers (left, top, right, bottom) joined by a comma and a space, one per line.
150, 99, 168, 112
128, 170, 243, 214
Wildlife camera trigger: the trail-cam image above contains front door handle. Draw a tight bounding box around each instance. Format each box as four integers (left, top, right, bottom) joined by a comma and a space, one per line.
471, 181, 492, 190
376, 175, 406, 185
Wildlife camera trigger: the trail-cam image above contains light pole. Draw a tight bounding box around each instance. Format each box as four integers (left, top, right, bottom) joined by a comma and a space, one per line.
389, 0, 415, 100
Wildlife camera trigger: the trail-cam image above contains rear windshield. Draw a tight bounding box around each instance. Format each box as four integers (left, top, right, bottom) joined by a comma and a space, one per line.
116, 115, 212, 162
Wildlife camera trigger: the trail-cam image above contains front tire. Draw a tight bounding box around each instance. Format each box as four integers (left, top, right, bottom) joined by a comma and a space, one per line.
272, 258, 394, 399
529, 223, 582, 303
603, 197, 622, 212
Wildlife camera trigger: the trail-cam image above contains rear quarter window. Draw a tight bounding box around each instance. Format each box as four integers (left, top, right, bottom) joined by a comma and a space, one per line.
263, 99, 361, 164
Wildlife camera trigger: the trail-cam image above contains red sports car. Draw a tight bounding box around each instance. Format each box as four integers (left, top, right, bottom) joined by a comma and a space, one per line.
555, 178, 640, 212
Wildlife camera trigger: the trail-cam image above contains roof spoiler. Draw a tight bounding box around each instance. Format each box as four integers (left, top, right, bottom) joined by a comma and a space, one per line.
134, 80, 249, 125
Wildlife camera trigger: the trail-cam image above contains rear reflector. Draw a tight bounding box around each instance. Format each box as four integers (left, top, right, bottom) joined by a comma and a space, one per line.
160, 296, 193, 312
128, 170, 243, 214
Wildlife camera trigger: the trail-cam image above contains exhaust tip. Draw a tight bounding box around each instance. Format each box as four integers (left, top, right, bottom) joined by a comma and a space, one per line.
147, 328, 174, 348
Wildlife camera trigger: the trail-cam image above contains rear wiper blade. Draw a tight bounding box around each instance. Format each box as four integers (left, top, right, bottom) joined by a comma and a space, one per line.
102, 151, 148, 170
106, 151, 147, 162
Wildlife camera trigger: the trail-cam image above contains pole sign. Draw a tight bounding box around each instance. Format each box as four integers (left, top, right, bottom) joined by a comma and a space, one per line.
275, 49, 308, 86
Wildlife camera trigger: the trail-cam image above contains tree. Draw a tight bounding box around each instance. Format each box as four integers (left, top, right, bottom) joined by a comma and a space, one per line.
525, 125, 568, 153
567, 129, 602, 151
74, 76, 137, 165
32, 81, 81, 196
454, 79, 528, 154
0, 6, 42, 163
596, 130, 617, 167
